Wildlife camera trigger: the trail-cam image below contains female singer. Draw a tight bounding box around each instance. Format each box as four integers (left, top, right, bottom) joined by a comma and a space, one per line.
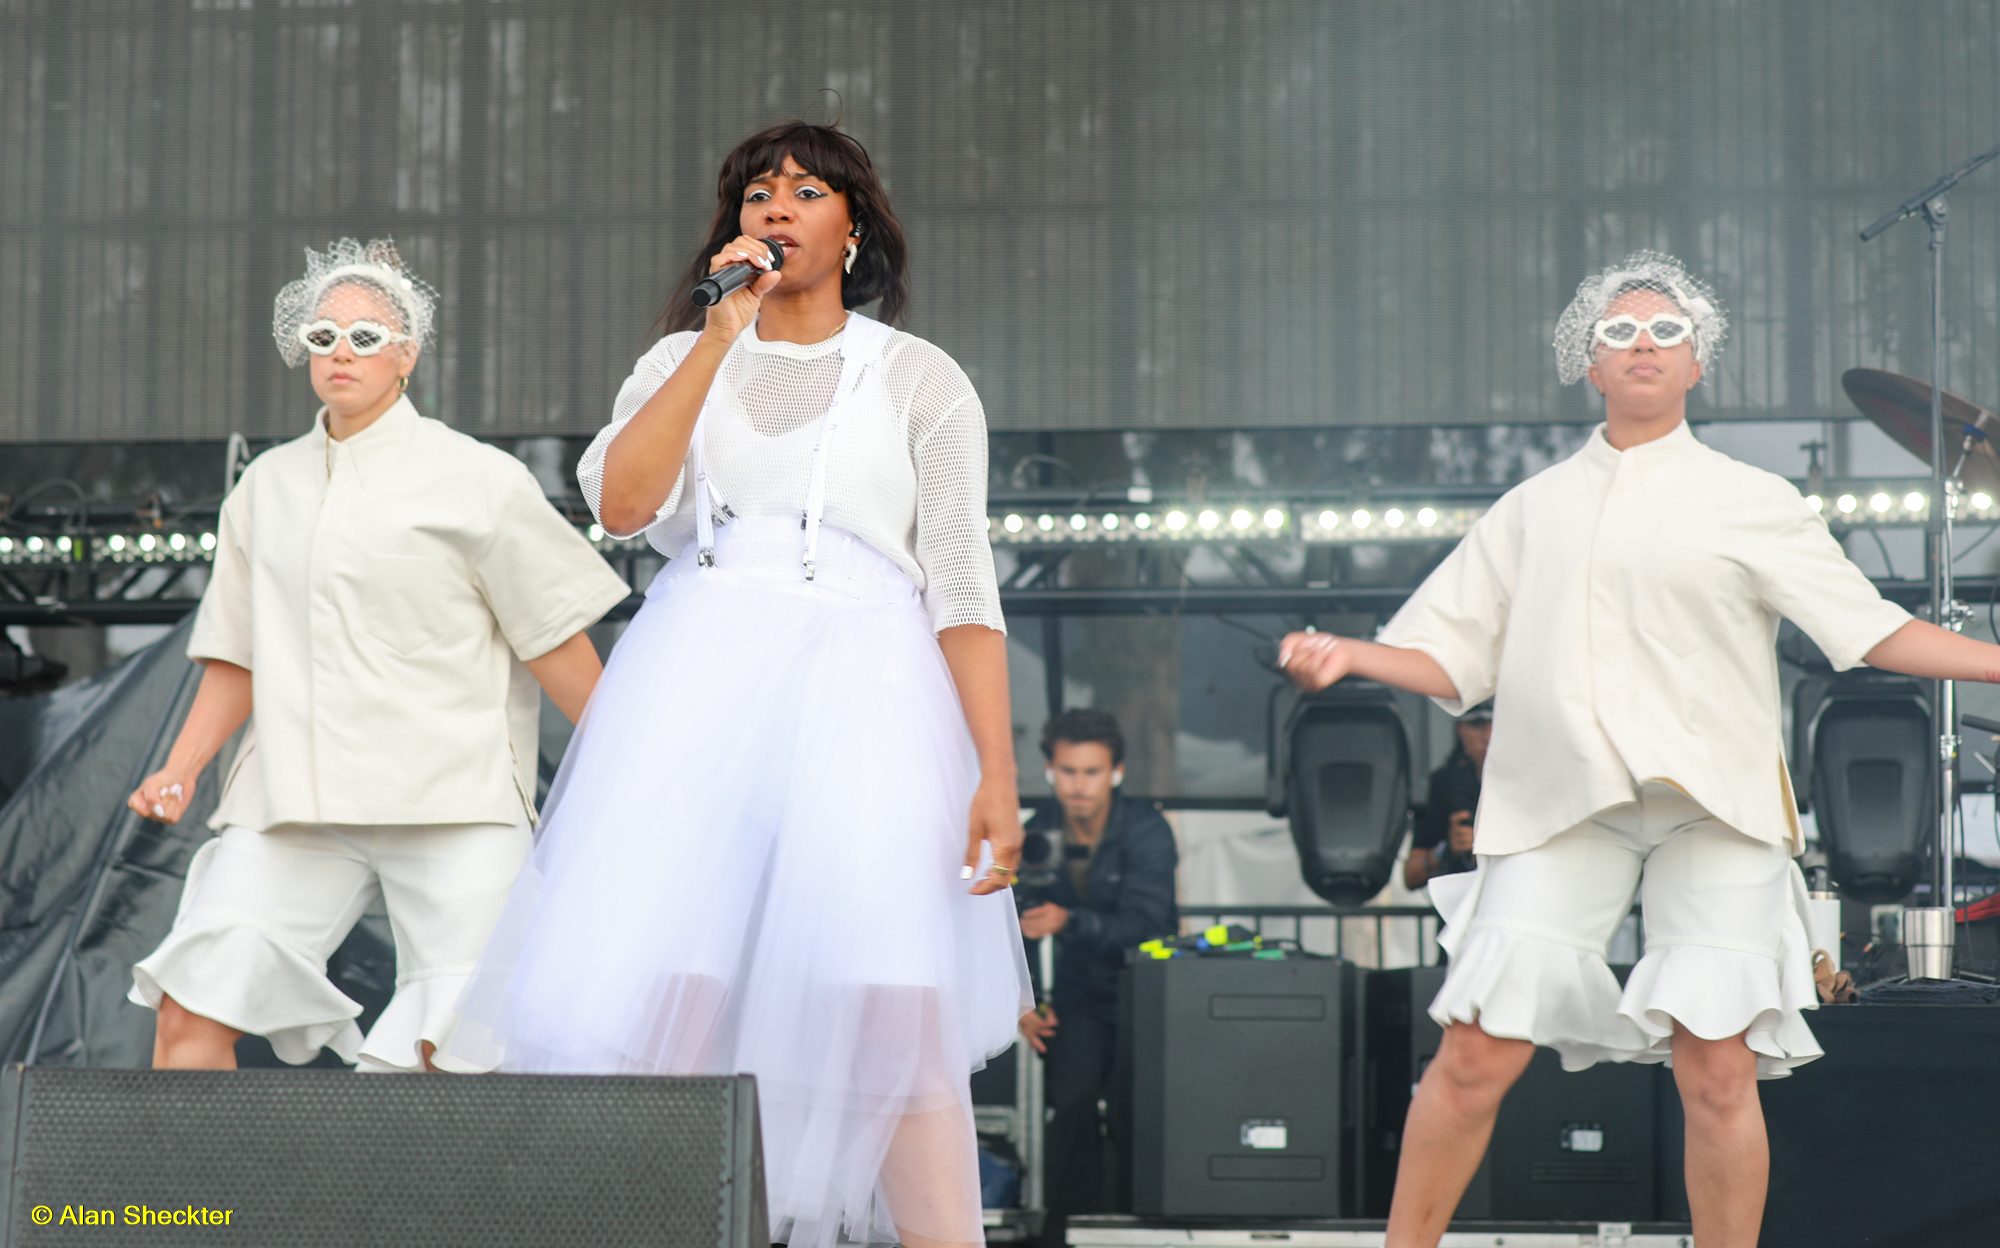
449, 122, 1032, 1248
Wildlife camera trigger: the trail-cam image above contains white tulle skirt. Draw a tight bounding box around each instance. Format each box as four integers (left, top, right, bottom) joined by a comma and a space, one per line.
1426, 781, 1821, 1080
447, 518, 1032, 1248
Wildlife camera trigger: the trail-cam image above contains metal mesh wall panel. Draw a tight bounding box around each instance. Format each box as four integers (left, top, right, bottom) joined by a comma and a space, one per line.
2, 0, 1997, 441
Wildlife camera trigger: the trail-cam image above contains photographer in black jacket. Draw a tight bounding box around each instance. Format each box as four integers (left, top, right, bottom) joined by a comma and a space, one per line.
1017, 709, 1178, 1248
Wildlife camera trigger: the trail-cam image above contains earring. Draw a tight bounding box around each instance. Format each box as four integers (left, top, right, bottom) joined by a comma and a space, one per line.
399, 375, 410, 393
844, 241, 858, 274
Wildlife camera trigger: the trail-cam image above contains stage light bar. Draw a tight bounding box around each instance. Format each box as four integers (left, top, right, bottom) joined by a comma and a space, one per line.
0, 532, 220, 566
3, 477, 1976, 570
986, 505, 1301, 545
984, 503, 1498, 546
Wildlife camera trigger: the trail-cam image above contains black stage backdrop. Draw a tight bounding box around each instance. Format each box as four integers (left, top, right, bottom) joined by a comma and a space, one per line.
2, 0, 1999, 443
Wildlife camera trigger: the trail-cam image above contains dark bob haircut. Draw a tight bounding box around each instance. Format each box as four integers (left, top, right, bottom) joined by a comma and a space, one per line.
654, 121, 910, 337
1040, 708, 1126, 767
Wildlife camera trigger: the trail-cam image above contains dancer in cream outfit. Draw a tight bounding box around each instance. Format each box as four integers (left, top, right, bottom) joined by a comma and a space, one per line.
128, 239, 629, 1074
1282, 252, 2000, 1248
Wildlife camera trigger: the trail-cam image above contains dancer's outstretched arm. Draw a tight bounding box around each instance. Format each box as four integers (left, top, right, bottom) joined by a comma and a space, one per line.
1865, 619, 2000, 683
126, 659, 253, 825
937, 624, 1023, 896
1277, 631, 1460, 701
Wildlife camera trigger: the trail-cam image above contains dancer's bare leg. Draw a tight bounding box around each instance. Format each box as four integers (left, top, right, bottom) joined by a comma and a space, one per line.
152, 995, 243, 1070
880, 1102, 984, 1248
1672, 1022, 1765, 1248
1384, 1021, 1535, 1248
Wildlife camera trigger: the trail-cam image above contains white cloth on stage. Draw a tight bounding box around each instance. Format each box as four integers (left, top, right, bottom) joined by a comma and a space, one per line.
1378, 419, 1909, 856
447, 516, 1033, 1248
189, 396, 629, 832
577, 315, 1004, 634
1427, 783, 1820, 1079
130, 820, 532, 1072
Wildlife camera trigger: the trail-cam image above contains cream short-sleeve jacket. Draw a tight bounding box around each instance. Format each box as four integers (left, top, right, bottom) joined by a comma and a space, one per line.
1377, 420, 1911, 856
190, 398, 631, 831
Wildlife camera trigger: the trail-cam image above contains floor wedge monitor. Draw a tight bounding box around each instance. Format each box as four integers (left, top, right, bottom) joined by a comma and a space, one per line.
0, 1066, 766, 1248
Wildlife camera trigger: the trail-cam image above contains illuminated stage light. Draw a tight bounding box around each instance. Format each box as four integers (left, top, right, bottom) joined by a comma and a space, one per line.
1869, 492, 1891, 513
1166, 511, 1188, 531
1808, 495, 1825, 512
0, 538, 10, 552
57, 536, 71, 553
1263, 509, 1285, 529
1384, 509, 1404, 528
27, 537, 43, 553
1977, 493, 1994, 510
139, 533, 157, 552
1318, 510, 1338, 530
1198, 510, 1219, 531
108, 535, 125, 552
200, 533, 217, 550
1004, 514, 1024, 533
1070, 514, 1087, 531
1104, 514, 1120, 530
1417, 507, 1437, 527
1037, 514, 1055, 532
587, 524, 604, 542
1134, 513, 1152, 529
1904, 491, 1925, 512
170, 533, 186, 551
1352, 510, 1372, 530
1230, 509, 1252, 530
1837, 494, 1858, 514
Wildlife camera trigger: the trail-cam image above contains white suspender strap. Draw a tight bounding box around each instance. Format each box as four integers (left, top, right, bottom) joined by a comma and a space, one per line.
800, 314, 893, 581
692, 410, 716, 566
691, 408, 736, 567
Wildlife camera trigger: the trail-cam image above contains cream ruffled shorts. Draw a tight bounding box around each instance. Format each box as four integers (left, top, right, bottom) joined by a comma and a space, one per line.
1427, 782, 1820, 1079
129, 820, 531, 1072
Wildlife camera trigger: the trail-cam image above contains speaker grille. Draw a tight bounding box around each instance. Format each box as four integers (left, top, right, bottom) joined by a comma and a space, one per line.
1206, 1155, 1327, 1182
11, 1070, 749, 1247
1530, 1159, 1641, 1185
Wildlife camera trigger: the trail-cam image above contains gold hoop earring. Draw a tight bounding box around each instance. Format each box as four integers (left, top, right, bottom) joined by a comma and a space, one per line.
844, 241, 858, 275
399, 375, 410, 392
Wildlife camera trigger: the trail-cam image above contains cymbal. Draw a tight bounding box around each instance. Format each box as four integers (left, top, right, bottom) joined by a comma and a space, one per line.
1840, 368, 2000, 497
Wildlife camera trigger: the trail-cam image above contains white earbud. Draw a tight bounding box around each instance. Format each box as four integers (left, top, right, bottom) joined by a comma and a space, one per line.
1045, 769, 1056, 786
1112, 768, 1124, 787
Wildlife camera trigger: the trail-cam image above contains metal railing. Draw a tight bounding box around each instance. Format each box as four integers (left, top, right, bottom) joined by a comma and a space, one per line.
1178, 902, 1647, 968
1178, 903, 1446, 968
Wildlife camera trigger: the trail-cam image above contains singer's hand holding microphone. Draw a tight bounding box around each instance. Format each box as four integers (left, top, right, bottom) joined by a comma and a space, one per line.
694, 235, 786, 343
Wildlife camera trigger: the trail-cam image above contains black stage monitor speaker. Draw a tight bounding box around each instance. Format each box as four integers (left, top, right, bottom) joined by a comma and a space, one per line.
0, 1067, 766, 1248
1807, 677, 1932, 903
1363, 968, 1665, 1223
1271, 684, 1412, 905
1128, 956, 1356, 1218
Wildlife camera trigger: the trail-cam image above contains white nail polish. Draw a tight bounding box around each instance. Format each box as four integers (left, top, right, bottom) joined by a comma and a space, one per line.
151, 804, 165, 818
960, 865, 975, 880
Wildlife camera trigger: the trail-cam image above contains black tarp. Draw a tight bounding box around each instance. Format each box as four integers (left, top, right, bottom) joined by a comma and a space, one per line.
0, 623, 393, 1069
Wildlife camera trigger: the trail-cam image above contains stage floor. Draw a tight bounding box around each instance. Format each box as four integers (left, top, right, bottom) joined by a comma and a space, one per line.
1060, 1218, 1691, 1246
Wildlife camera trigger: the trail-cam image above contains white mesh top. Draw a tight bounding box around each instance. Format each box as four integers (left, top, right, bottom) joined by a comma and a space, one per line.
578, 318, 1004, 634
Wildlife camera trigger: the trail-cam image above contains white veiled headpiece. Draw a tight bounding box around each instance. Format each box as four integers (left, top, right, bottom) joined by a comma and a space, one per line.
272, 238, 438, 368
1552, 250, 1727, 386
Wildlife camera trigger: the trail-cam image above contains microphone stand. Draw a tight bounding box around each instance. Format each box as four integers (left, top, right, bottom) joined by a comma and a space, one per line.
1861, 137, 2000, 980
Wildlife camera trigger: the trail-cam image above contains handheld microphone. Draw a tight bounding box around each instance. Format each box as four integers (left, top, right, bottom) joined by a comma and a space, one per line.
690, 238, 786, 307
